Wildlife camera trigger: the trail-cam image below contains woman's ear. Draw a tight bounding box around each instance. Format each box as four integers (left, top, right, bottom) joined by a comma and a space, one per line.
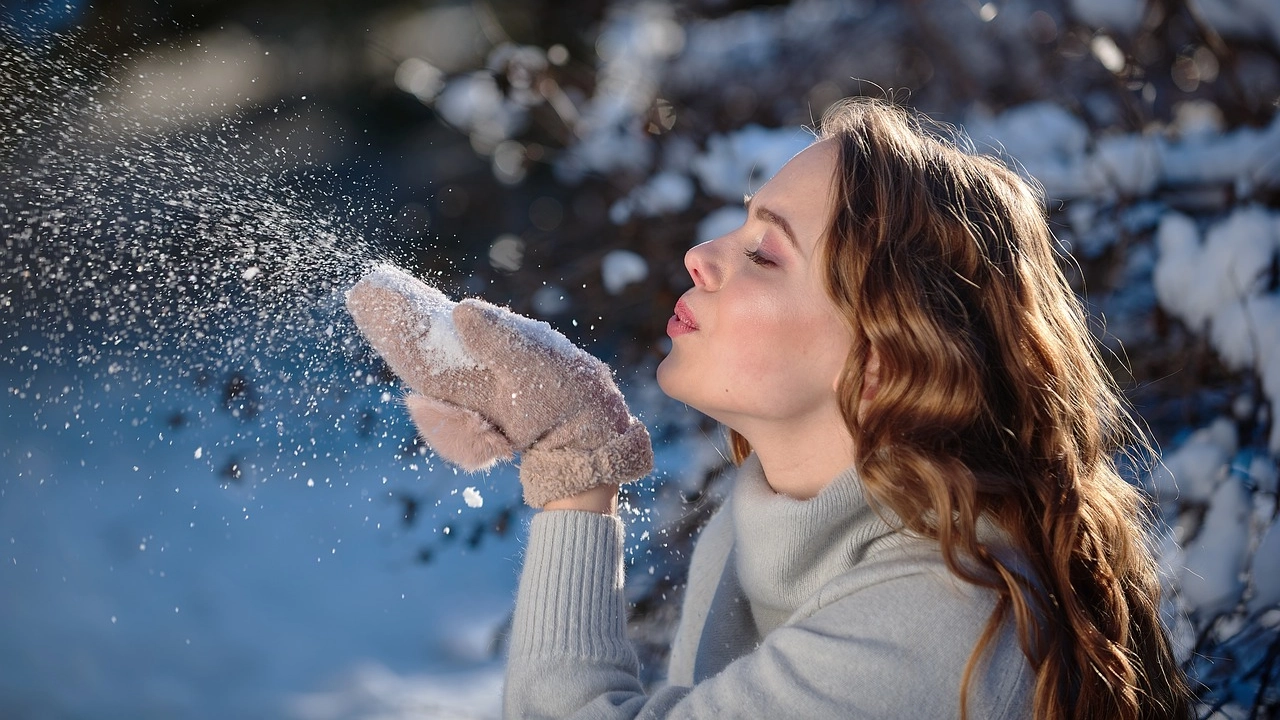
833, 348, 880, 404
861, 349, 880, 402
854, 349, 880, 422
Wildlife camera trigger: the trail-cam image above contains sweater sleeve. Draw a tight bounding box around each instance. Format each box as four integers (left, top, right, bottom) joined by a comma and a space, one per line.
503, 511, 1032, 720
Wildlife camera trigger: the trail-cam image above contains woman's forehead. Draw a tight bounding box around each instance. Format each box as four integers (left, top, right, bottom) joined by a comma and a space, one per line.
754, 140, 838, 242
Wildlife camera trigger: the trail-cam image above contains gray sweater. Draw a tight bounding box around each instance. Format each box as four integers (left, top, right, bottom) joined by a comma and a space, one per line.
504, 454, 1034, 718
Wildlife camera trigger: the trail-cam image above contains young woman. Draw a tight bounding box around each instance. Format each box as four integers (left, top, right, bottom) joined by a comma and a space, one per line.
347, 98, 1191, 719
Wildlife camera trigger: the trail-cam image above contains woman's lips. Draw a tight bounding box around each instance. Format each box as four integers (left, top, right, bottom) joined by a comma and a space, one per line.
667, 298, 698, 338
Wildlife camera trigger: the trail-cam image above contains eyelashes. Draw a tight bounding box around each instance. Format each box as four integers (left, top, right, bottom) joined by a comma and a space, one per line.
743, 248, 775, 267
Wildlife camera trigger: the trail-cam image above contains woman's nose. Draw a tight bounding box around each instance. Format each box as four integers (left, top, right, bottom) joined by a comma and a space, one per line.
685, 241, 721, 291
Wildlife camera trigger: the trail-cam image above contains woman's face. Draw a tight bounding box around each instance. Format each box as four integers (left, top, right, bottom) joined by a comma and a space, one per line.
657, 140, 853, 433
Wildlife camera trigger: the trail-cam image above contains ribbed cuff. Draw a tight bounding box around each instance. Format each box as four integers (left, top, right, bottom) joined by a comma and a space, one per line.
509, 510, 634, 666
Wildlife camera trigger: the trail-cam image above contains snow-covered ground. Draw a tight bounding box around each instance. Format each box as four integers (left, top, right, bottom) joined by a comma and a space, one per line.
1, 356, 524, 720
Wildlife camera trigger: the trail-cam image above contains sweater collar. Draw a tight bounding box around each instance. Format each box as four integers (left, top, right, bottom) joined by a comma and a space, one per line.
729, 453, 901, 630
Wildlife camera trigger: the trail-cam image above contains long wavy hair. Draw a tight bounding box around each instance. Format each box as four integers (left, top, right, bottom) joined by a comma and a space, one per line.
727, 98, 1191, 720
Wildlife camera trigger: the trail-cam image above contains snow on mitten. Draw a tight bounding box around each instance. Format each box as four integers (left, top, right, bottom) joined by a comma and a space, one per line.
346, 264, 653, 508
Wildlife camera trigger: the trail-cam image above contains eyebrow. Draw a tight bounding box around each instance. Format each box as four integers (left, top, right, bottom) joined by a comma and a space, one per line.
743, 193, 799, 251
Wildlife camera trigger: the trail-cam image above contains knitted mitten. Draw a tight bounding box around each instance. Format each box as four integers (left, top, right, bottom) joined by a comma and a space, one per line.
346, 264, 653, 507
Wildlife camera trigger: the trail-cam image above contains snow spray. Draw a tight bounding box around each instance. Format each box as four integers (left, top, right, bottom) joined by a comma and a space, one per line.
0, 24, 456, 491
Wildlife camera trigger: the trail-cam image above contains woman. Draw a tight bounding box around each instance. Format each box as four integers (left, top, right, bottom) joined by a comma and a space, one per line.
346, 98, 1191, 719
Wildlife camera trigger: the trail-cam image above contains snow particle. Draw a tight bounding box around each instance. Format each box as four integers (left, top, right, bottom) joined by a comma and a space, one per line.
463, 486, 483, 508
532, 284, 570, 316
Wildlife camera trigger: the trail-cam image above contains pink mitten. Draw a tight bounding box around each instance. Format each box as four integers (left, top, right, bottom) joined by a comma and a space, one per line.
346, 264, 653, 507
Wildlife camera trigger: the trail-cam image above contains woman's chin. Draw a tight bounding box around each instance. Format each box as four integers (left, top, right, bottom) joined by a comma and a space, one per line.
654, 357, 680, 400
655, 358, 703, 410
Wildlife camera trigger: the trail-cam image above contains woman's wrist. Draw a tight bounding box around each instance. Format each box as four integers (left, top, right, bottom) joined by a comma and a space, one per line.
542, 482, 620, 516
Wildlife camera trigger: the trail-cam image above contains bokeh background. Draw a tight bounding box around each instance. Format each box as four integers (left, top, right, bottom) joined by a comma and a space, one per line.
2, 0, 1278, 718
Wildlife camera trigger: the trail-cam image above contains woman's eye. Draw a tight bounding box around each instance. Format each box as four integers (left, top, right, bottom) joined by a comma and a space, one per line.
744, 248, 775, 267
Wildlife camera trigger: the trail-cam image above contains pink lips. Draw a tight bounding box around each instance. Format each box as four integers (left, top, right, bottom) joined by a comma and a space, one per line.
667, 298, 698, 338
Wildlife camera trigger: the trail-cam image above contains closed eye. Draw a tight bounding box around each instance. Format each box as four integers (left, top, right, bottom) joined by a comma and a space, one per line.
744, 248, 775, 267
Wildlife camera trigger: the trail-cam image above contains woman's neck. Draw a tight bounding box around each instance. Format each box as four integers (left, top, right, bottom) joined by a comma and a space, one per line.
736, 411, 857, 500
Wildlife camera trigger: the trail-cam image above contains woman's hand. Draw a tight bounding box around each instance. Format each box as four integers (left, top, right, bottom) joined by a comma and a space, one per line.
346, 265, 652, 508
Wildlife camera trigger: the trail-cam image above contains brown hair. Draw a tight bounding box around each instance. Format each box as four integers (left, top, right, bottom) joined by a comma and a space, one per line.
728, 98, 1190, 719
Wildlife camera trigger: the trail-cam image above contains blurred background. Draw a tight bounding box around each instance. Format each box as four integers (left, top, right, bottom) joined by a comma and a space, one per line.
1, 0, 1278, 717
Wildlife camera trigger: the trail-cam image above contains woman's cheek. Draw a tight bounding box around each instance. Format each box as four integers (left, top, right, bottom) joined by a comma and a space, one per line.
733, 283, 788, 325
